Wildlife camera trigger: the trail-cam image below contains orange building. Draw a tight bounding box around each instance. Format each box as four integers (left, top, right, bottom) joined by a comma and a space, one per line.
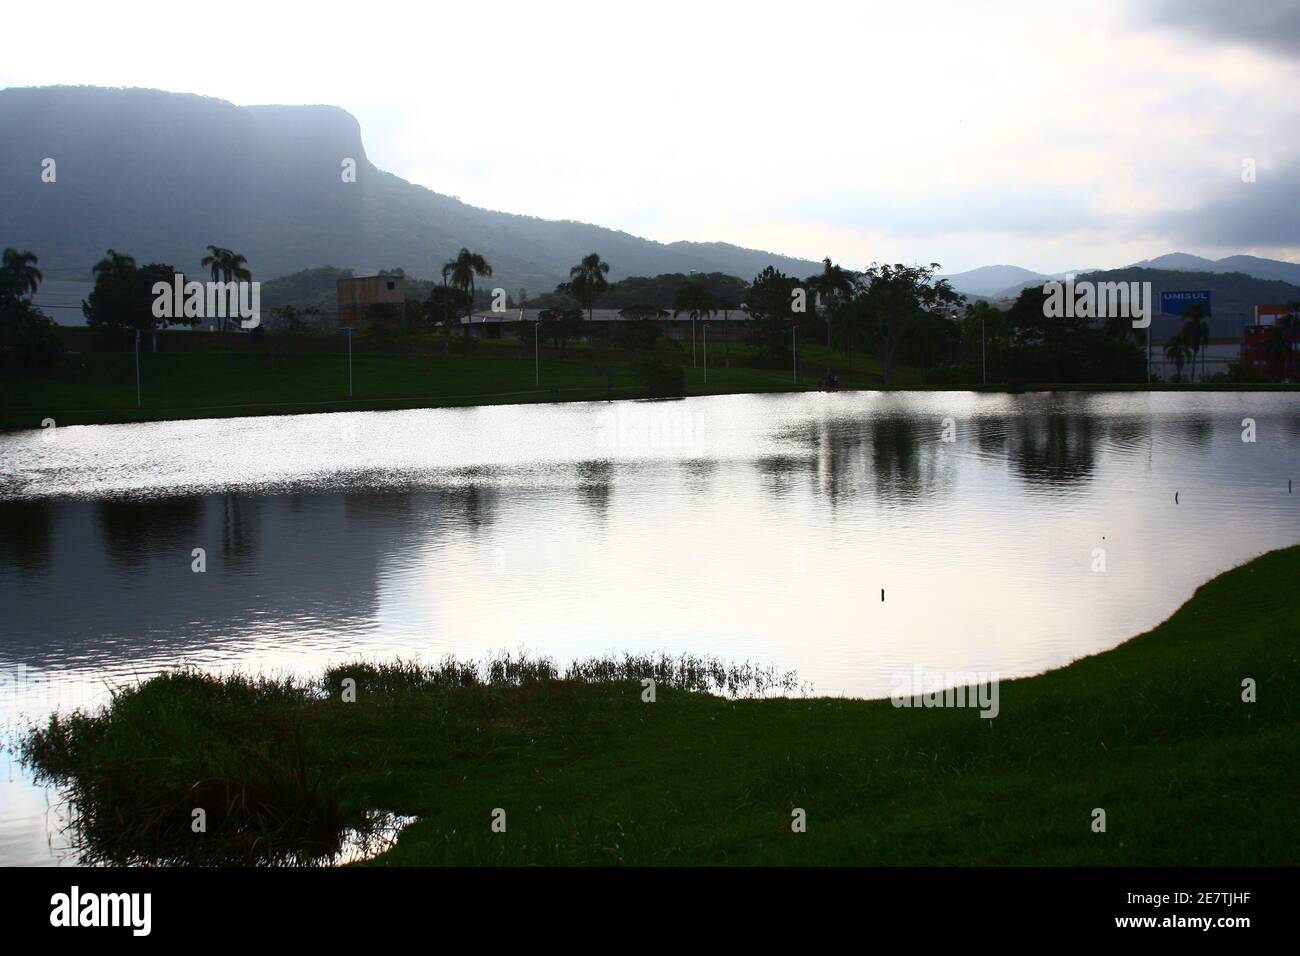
1243, 304, 1300, 379
337, 274, 406, 329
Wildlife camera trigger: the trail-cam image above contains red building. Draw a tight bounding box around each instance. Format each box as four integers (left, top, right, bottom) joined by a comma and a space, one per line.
1243, 304, 1300, 380
337, 274, 406, 330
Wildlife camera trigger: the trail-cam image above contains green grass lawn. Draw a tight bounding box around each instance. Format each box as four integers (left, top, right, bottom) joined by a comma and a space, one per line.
5, 334, 1293, 431
0, 336, 918, 429
25, 546, 1300, 866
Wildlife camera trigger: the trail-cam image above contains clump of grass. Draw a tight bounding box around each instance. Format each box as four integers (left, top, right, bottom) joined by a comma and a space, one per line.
23, 668, 348, 866
325, 650, 806, 699
563, 652, 805, 697
26, 652, 803, 865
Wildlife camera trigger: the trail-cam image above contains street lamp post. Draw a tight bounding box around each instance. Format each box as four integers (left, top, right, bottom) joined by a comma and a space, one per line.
134, 328, 141, 408
703, 324, 708, 385
339, 327, 354, 398
981, 312, 987, 386
534, 319, 539, 387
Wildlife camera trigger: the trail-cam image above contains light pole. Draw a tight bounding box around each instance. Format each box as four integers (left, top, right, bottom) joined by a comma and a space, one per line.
703, 324, 708, 385
340, 326, 354, 398
981, 311, 987, 386
691, 317, 696, 367
792, 327, 798, 384
1147, 312, 1153, 384
534, 319, 539, 387
134, 328, 141, 407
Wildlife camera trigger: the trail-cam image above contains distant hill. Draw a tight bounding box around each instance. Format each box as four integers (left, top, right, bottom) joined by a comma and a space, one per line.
949, 252, 1300, 301
989, 267, 1300, 338
940, 264, 1047, 298
0, 86, 820, 291
1128, 252, 1300, 286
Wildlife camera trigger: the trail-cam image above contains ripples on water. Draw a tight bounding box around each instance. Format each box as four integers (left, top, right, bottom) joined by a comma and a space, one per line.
1, 390, 1298, 863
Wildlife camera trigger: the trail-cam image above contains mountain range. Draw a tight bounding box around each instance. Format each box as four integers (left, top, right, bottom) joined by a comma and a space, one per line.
5, 84, 1298, 314
0, 86, 819, 292
942, 254, 1300, 301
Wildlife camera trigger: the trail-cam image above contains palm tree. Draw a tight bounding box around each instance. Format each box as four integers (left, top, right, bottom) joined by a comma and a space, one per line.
1, 248, 43, 298
673, 280, 717, 367
200, 245, 231, 284
716, 295, 739, 368
808, 257, 857, 377
1263, 324, 1293, 379
442, 248, 493, 338
199, 246, 252, 330
1180, 304, 1209, 383
93, 248, 137, 279
567, 253, 610, 326
1163, 331, 1190, 383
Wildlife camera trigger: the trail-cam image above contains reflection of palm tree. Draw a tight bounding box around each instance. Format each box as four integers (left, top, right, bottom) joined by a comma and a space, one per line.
442, 248, 493, 338
1, 248, 43, 297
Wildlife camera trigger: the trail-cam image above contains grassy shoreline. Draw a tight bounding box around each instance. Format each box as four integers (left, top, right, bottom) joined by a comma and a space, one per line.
23, 546, 1300, 865
4, 345, 1296, 431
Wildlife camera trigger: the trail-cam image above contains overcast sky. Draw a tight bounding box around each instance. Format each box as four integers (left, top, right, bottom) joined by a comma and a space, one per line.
3, 0, 1297, 274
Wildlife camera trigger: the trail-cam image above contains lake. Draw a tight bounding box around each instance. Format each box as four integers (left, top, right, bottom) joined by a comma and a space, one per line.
1, 390, 1298, 864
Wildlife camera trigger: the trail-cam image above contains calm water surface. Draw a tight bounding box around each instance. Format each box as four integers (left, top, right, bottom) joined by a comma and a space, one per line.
2, 390, 1298, 864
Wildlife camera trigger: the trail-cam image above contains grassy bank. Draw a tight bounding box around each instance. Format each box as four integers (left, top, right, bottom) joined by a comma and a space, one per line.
5, 341, 1295, 430
24, 546, 1300, 865
1, 341, 903, 429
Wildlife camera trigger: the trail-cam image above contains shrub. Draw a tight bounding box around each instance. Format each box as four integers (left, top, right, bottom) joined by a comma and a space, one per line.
629, 355, 685, 397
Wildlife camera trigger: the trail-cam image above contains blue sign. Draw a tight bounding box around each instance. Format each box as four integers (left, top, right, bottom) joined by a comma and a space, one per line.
1159, 291, 1212, 316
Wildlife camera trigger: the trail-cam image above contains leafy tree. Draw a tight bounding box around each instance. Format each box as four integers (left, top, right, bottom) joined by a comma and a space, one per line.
0, 249, 63, 377
83, 252, 195, 345
0, 294, 64, 378
269, 304, 313, 334
629, 355, 685, 397
1100, 309, 1148, 348
744, 266, 801, 365
961, 300, 1009, 381
538, 307, 585, 357
861, 262, 960, 385
616, 304, 668, 350
1263, 321, 1294, 379
441, 248, 493, 338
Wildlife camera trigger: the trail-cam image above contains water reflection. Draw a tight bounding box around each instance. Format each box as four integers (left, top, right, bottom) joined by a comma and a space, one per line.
96, 497, 205, 574
0, 390, 1297, 864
